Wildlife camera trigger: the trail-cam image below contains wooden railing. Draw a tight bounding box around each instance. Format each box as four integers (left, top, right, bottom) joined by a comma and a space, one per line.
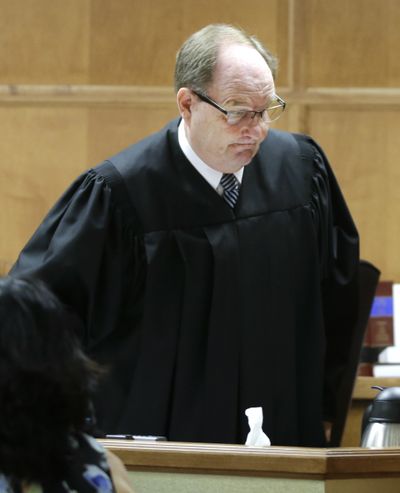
101, 439, 400, 493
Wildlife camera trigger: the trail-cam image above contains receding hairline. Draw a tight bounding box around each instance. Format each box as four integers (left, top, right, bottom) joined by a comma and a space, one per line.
174, 24, 278, 93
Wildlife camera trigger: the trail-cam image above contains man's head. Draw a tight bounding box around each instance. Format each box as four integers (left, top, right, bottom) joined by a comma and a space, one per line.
175, 24, 278, 93
175, 24, 283, 173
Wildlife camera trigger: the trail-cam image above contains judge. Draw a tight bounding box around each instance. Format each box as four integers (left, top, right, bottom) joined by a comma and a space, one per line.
10, 24, 359, 447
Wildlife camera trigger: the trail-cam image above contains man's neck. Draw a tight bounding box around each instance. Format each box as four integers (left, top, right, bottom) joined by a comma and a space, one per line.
177, 120, 243, 190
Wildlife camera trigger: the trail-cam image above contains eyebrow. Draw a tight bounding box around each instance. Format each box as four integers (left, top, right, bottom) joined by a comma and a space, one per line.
222, 95, 273, 111
225, 102, 270, 114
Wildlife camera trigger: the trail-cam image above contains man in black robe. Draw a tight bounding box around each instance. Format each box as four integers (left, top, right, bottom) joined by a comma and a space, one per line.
10, 24, 359, 447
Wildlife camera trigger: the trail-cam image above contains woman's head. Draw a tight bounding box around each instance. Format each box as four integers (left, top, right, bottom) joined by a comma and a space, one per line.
0, 276, 101, 482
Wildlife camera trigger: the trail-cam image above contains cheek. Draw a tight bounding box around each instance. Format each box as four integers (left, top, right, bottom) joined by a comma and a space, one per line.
250, 122, 269, 142
203, 122, 231, 148
215, 130, 237, 155
259, 126, 269, 143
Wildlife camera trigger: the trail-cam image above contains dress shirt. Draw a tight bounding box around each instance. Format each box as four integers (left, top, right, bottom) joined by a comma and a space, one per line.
178, 120, 243, 195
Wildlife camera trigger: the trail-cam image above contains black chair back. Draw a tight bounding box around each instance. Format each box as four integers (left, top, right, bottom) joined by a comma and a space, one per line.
329, 259, 380, 446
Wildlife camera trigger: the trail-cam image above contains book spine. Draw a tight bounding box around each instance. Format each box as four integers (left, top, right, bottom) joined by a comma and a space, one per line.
364, 281, 394, 348
358, 281, 394, 376
357, 362, 373, 376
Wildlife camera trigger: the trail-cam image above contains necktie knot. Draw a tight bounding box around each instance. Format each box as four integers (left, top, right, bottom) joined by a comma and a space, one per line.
219, 173, 240, 208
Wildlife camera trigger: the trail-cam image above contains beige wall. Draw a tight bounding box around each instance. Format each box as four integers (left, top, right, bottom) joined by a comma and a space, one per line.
126, 471, 400, 493
1, 0, 399, 279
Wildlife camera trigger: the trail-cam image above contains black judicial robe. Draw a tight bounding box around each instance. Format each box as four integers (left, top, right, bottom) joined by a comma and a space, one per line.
11, 119, 359, 446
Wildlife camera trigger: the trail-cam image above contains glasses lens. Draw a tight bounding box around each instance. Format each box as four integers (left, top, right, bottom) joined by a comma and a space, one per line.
266, 106, 283, 122
266, 97, 285, 122
226, 111, 247, 125
226, 97, 286, 125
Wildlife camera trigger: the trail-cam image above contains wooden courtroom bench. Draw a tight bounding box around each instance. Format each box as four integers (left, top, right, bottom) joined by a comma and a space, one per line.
102, 438, 400, 493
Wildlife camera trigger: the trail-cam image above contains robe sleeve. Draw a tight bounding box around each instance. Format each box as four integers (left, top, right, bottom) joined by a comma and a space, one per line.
306, 137, 360, 423
9, 168, 143, 351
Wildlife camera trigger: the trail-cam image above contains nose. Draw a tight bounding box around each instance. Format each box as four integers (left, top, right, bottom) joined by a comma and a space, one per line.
241, 114, 269, 139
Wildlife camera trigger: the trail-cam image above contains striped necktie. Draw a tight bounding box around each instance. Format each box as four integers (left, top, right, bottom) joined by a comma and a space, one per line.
219, 173, 240, 208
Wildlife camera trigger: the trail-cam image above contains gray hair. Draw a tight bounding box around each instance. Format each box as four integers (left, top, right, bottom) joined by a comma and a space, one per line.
174, 24, 278, 93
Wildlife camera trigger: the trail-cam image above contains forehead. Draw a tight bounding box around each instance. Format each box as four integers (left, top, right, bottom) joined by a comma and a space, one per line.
210, 43, 274, 100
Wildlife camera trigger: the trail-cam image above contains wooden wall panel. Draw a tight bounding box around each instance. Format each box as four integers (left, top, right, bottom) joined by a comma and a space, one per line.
0, 0, 90, 84
0, 0, 289, 84
87, 104, 179, 165
89, 0, 289, 86
308, 107, 400, 280
0, 0, 399, 282
0, 106, 88, 259
305, 0, 400, 87
0, 259, 13, 276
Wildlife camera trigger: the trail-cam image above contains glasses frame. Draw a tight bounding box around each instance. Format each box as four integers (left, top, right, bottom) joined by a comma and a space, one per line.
192, 90, 286, 125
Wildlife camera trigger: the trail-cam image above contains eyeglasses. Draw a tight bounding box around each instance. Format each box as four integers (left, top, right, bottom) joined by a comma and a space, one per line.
192, 90, 286, 126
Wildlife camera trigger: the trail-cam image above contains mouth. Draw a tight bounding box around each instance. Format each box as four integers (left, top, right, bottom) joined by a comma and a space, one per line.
232, 142, 259, 153
234, 141, 257, 147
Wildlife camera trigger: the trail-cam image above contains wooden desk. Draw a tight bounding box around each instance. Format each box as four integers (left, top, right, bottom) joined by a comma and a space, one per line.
102, 439, 400, 493
342, 376, 400, 446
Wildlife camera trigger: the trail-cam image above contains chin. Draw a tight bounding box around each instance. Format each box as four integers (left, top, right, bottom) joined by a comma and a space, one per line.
236, 149, 257, 166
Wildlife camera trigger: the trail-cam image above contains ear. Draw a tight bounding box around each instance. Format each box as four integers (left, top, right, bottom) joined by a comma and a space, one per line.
176, 88, 195, 121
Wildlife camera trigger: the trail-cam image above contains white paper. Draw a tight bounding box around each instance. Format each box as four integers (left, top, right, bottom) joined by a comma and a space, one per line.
245, 406, 271, 447
393, 284, 400, 347
373, 363, 400, 377
378, 284, 400, 363
378, 346, 400, 363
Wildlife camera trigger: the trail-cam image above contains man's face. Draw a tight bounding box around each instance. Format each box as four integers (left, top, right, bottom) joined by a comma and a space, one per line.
179, 43, 276, 173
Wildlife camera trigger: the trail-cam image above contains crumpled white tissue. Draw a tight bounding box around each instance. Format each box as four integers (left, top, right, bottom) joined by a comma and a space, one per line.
245, 406, 271, 447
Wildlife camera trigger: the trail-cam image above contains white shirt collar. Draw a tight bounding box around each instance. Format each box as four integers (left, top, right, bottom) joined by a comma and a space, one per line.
178, 119, 243, 191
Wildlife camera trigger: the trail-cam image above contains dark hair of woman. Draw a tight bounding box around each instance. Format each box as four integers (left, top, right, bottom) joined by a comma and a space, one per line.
0, 276, 102, 485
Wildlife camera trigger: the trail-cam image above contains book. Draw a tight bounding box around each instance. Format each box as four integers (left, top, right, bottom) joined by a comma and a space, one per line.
357, 362, 373, 376
363, 281, 394, 348
393, 283, 400, 346
358, 281, 394, 376
379, 346, 400, 363
372, 363, 400, 377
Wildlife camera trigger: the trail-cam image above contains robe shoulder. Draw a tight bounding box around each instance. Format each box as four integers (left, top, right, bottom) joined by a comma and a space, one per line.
10, 168, 144, 346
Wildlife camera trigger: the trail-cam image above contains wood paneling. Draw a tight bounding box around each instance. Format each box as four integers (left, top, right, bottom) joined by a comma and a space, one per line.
0, 0, 399, 283
87, 104, 179, 165
0, 106, 87, 258
0, 0, 90, 84
89, 0, 289, 86
0, 0, 289, 87
309, 107, 400, 280
305, 0, 400, 87
103, 439, 400, 479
